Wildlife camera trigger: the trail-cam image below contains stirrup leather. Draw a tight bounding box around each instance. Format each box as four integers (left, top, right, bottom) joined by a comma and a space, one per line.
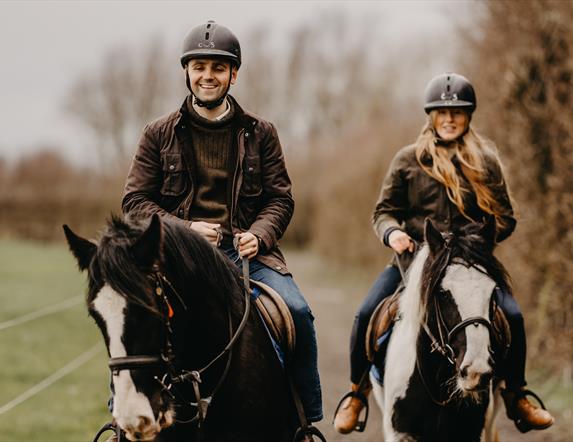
333, 390, 370, 432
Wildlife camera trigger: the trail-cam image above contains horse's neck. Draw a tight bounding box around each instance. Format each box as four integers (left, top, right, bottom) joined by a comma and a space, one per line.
399, 245, 429, 327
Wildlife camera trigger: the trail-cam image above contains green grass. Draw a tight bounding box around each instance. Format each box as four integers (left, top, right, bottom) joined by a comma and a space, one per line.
0, 239, 109, 441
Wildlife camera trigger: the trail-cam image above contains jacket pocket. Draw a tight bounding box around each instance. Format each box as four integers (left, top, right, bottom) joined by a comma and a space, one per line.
240, 156, 263, 197
161, 153, 187, 196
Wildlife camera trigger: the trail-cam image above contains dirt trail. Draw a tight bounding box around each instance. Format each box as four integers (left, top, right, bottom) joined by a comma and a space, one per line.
285, 249, 565, 442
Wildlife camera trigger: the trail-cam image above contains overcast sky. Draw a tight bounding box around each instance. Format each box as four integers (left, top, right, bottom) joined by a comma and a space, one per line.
0, 0, 459, 166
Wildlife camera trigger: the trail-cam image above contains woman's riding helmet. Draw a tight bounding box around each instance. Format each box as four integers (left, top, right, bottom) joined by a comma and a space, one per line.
424, 73, 476, 114
180, 20, 242, 69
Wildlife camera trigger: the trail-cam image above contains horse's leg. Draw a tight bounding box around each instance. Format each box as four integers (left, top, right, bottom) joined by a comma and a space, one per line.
370, 372, 385, 434
483, 381, 503, 442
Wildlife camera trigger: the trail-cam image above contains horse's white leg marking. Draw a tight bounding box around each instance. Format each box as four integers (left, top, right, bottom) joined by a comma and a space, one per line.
383, 246, 429, 440
93, 285, 158, 438
442, 265, 496, 391
370, 372, 385, 433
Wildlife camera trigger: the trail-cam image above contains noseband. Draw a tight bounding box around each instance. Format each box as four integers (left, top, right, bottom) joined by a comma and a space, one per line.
107, 267, 251, 426
422, 289, 494, 367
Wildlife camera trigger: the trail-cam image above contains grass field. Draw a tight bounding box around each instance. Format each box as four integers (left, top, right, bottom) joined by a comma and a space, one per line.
0, 239, 109, 441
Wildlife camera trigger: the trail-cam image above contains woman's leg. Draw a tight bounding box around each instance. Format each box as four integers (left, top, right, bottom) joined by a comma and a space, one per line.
350, 265, 401, 384
494, 287, 526, 390
495, 287, 554, 431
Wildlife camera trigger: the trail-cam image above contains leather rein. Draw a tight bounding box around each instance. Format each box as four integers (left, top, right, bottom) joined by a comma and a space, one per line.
107, 263, 251, 426
395, 249, 494, 407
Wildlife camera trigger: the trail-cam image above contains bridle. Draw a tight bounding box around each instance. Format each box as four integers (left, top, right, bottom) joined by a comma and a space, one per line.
107, 266, 251, 426
421, 288, 494, 367
395, 249, 494, 407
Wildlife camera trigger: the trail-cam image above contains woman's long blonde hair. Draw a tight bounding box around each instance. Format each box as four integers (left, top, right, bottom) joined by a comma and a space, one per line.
415, 110, 507, 229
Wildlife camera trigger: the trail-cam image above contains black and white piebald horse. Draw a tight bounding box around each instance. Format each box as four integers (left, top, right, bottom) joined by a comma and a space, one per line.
64, 214, 297, 441
373, 218, 509, 441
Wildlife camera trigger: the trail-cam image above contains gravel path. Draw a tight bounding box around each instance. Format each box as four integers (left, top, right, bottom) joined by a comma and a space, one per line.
285, 249, 567, 442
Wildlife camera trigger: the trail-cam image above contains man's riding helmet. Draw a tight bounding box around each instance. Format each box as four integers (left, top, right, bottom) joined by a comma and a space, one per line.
181, 20, 241, 68
181, 20, 241, 109
424, 73, 476, 114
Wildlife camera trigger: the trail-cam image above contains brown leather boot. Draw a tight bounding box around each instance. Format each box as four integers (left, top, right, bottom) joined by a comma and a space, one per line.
502, 388, 555, 433
333, 382, 371, 434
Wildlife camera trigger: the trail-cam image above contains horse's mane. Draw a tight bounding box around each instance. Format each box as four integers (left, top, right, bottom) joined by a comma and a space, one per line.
419, 222, 511, 310
89, 215, 242, 314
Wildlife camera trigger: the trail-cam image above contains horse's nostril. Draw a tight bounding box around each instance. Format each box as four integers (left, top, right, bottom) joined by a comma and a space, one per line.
480, 371, 493, 387
460, 365, 468, 378
138, 415, 152, 430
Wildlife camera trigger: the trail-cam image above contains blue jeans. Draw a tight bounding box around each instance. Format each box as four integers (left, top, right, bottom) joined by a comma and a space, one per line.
350, 266, 527, 390
221, 247, 323, 422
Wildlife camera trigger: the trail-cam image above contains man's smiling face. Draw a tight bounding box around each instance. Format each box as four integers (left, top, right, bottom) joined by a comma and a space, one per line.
186, 58, 237, 104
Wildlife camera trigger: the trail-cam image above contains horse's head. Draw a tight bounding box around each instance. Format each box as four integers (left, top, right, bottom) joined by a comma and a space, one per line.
64, 214, 175, 441
423, 217, 506, 399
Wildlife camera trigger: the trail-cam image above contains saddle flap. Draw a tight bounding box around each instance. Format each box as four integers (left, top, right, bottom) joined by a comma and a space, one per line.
492, 304, 511, 360
365, 292, 400, 362
251, 280, 296, 357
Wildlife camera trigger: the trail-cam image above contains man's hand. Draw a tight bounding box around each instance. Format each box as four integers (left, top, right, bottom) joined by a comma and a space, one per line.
234, 232, 259, 259
190, 221, 222, 246
388, 230, 415, 255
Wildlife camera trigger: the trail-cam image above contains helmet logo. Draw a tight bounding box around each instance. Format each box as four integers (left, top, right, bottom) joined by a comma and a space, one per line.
198, 42, 215, 49
440, 92, 458, 101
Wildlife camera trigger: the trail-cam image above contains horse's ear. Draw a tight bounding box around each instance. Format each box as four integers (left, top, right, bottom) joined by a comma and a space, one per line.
63, 225, 97, 271
132, 214, 163, 268
425, 218, 444, 254
480, 216, 497, 247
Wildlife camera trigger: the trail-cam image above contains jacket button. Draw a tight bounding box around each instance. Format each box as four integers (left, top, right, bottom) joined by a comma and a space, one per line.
248, 166, 254, 172
245, 132, 250, 138
178, 209, 183, 216
169, 164, 175, 171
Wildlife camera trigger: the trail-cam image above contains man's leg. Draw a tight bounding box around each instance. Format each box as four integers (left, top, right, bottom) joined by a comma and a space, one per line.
495, 287, 554, 432
248, 260, 323, 423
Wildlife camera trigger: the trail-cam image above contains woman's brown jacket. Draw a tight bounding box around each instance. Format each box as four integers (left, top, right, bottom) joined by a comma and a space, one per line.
373, 143, 516, 246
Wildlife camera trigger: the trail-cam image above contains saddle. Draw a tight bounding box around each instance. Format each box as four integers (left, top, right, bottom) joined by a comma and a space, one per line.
365, 291, 512, 363
251, 280, 296, 359
365, 291, 401, 363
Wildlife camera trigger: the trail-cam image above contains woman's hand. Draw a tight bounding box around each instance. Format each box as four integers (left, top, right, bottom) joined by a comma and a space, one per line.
190, 221, 222, 246
388, 230, 415, 254
235, 232, 259, 259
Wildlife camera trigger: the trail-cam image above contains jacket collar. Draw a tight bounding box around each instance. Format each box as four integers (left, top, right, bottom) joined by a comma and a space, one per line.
176, 94, 256, 130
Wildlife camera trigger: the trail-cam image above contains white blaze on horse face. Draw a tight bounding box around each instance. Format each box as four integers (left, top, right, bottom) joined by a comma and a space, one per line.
93, 285, 159, 438
441, 264, 496, 392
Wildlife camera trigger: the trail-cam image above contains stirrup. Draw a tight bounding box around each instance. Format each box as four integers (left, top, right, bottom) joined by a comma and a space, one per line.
332, 390, 370, 432
293, 424, 328, 442
92, 421, 122, 442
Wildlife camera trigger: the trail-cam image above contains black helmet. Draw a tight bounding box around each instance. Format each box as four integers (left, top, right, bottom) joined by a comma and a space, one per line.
180, 20, 241, 68
424, 73, 476, 114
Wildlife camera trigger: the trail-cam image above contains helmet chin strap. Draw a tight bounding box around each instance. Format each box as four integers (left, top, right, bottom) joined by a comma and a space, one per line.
186, 67, 233, 110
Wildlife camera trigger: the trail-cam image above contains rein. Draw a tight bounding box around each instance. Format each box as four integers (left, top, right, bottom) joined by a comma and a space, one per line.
107, 263, 251, 427
394, 248, 494, 407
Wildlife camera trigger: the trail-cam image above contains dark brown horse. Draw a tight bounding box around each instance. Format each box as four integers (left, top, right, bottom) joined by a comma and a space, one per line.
64, 214, 297, 441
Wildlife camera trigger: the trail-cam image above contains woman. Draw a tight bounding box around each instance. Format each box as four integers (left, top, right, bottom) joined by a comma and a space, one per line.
333, 73, 554, 434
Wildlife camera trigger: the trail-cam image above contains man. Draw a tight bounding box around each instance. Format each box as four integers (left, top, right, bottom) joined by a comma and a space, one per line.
122, 20, 323, 425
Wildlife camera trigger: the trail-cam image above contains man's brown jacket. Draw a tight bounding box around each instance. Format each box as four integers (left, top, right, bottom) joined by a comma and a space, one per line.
122, 95, 293, 274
